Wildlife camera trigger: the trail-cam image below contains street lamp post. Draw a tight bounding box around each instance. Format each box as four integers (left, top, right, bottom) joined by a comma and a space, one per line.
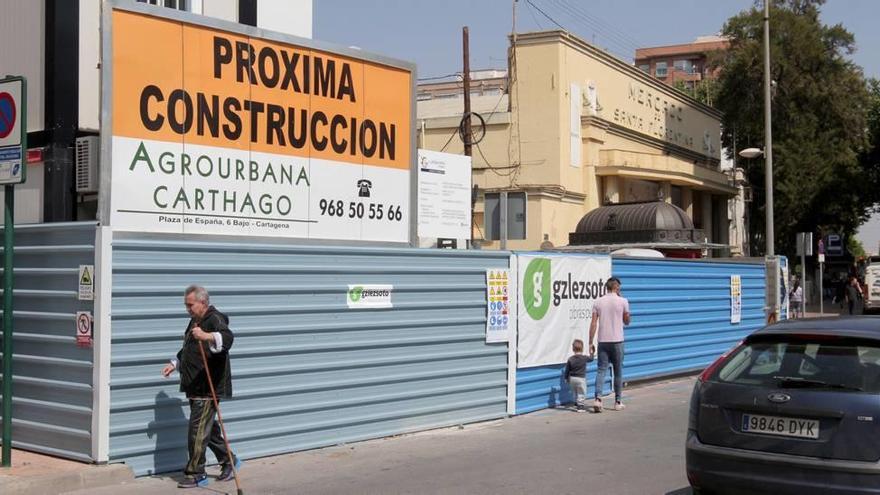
762, 0, 775, 256
737, 0, 774, 257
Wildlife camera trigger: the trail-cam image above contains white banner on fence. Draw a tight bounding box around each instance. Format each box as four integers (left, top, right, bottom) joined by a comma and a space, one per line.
780, 259, 790, 320
517, 254, 612, 368
730, 275, 742, 324
486, 269, 511, 343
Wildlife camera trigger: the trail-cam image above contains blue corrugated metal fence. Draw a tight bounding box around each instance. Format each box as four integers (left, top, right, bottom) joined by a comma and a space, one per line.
516, 257, 766, 414
0, 222, 97, 461
108, 235, 510, 475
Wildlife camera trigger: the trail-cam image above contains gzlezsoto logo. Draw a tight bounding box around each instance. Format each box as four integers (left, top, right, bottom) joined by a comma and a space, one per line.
348, 286, 364, 302
523, 258, 551, 320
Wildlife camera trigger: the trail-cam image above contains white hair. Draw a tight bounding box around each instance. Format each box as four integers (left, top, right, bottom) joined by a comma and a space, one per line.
184, 285, 210, 304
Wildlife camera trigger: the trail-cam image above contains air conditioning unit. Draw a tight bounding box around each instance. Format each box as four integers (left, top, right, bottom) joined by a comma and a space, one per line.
75, 136, 99, 193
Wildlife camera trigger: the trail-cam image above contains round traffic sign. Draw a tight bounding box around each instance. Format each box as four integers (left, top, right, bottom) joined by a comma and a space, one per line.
0, 92, 16, 140
77, 313, 91, 334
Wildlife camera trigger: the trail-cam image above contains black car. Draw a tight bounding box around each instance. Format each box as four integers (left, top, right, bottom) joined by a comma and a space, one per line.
687, 317, 880, 495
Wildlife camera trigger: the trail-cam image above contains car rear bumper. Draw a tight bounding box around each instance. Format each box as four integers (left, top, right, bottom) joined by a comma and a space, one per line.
686, 430, 880, 494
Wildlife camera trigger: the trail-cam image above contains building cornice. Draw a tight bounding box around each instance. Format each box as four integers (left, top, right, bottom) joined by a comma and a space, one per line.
513, 30, 723, 121
479, 184, 587, 204
587, 115, 721, 168
595, 165, 738, 196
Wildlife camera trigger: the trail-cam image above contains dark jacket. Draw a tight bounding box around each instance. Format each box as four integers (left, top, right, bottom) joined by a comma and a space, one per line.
564, 354, 590, 381
177, 306, 234, 399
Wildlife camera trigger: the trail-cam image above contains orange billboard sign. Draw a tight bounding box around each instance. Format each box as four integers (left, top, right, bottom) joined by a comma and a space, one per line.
106, 7, 414, 242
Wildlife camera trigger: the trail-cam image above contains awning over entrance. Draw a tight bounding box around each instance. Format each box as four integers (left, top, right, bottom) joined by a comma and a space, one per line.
569, 200, 705, 246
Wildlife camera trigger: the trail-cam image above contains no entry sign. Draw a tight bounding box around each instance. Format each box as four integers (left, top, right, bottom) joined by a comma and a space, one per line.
0, 77, 26, 185
0, 93, 15, 140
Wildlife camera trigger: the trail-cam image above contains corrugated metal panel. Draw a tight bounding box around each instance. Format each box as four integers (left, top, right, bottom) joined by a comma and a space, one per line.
516, 257, 766, 414
109, 236, 510, 475
0, 222, 97, 460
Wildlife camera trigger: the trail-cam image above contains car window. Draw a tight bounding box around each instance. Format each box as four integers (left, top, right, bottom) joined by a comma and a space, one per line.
714, 339, 880, 393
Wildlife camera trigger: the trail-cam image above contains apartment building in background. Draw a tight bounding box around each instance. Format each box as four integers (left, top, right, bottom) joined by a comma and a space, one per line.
634, 35, 729, 91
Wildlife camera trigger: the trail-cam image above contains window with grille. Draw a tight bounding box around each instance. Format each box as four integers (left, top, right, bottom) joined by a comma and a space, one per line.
136, 0, 189, 11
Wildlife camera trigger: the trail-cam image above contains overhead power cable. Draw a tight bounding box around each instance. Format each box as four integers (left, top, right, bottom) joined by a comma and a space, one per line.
525, 0, 566, 31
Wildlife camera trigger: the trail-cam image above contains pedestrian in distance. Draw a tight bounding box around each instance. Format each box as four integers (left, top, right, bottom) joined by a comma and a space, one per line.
789, 279, 804, 319
845, 275, 863, 315
563, 339, 591, 413
161, 285, 241, 489
589, 277, 631, 413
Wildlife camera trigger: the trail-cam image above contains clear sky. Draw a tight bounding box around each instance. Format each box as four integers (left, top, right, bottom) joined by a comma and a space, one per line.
314, 0, 880, 253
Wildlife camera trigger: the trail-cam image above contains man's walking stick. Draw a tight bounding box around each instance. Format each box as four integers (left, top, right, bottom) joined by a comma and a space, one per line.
198, 341, 244, 495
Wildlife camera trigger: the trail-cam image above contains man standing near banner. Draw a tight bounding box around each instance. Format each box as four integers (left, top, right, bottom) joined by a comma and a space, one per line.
589, 277, 631, 413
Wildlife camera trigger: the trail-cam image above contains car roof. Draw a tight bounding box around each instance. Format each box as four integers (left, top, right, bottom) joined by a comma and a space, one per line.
750, 316, 880, 341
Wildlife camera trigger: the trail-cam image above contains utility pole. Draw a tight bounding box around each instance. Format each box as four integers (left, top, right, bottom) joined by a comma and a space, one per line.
763, 0, 775, 256
462, 26, 472, 158
508, 0, 517, 112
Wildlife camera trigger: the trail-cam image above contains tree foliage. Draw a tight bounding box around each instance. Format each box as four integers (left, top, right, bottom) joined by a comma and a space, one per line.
714, 0, 878, 257
673, 79, 719, 107
848, 236, 867, 259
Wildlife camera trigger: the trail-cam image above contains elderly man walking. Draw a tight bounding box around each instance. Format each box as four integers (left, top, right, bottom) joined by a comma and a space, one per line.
588, 277, 631, 413
161, 285, 240, 489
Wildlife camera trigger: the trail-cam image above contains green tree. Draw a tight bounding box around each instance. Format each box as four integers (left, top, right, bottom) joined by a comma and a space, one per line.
714, 0, 877, 257
860, 78, 880, 213
848, 236, 866, 259
672, 79, 719, 107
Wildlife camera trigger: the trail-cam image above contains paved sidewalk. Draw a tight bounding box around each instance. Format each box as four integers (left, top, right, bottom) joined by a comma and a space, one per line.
0, 449, 133, 495
56, 378, 696, 495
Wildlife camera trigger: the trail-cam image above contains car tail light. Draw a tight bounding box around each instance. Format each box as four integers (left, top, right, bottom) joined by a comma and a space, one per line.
698, 341, 743, 383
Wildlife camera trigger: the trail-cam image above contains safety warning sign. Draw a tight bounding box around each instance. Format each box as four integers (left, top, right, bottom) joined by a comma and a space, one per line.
79, 265, 94, 301
485, 269, 511, 343
76, 311, 93, 348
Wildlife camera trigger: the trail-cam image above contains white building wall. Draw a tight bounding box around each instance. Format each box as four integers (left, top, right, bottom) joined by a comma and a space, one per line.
0, 0, 45, 133
0, 162, 45, 224
80, 0, 101, 131
259, 0, 313, 38
202, 0, 238, 22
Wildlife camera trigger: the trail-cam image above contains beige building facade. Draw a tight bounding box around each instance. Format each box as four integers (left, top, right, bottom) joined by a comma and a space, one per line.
418, 31, 736, 251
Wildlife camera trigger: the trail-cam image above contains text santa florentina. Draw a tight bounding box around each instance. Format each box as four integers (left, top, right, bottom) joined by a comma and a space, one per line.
128, 36, 399, 220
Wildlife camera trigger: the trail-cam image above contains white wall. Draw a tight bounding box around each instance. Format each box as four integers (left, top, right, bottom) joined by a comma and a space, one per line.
0, 162, 45, 224
258, 0, 313, 38
80, 0, 101, 132
202, 0, 238, 22
0, 0, 45, 133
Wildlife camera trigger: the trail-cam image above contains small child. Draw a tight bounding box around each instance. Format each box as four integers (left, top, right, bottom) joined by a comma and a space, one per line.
564, 339, 590, 412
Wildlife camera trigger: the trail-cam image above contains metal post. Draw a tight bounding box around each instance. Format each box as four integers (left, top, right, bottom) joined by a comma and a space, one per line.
2, 185, 13, 467
763, 0, 775, 256
500, 192, 508, 250
801, 237, 806, 319
462, 27, 472, 158
819, 261, 824, 316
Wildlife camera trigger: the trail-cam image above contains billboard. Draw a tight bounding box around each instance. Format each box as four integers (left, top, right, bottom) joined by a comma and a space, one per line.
103, 4, 413, 243
517, 254, 612, 368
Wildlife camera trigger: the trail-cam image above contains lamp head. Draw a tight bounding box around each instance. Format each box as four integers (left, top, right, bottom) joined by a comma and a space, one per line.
738, 147, 764, 159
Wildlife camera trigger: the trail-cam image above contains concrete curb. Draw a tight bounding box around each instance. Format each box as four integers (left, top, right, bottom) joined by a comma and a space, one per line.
1, 463, 134, 495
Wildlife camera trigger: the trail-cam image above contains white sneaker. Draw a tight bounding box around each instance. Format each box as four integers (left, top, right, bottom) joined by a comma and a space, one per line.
614, 401, 626, 411
592, 399, 603, 413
